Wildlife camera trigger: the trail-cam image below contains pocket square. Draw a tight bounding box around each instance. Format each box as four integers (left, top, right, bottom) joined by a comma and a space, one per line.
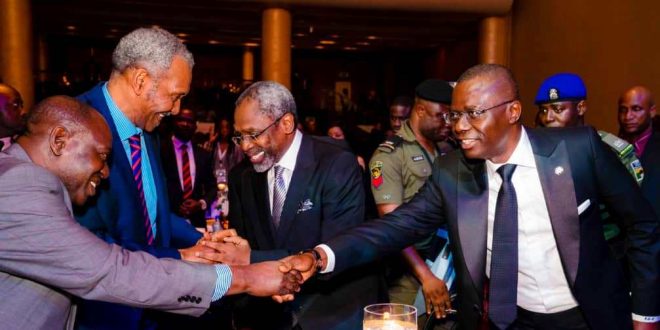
577, 199, 591, 215
297, 199, 313, 214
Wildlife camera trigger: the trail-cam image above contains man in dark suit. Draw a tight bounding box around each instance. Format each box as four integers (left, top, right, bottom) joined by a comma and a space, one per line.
74, 27, 217, 329
286, 64, 659, 330
618, 85, 660, 222
0, 83, 25, 151
207, 81, 385, 329
161, 108, 217, 228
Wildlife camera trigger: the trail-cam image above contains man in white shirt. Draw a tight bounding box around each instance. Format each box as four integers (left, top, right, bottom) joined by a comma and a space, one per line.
286, 64, 659, 330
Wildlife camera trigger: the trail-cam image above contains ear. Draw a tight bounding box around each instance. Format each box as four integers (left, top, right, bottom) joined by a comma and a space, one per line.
49, 126, 70, 156
508, 101, 522, 123
577, 100, 588, 116
414, 103, 426, 117
281, 113, 297, 134
650, 104, 657, 118
130, 67, 150, 96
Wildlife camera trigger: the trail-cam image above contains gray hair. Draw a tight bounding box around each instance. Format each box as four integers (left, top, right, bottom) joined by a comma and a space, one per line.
235, 81, 297, 121
112, 27, 194, 77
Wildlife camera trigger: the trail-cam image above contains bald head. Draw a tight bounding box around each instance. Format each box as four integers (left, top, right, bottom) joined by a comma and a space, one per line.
23, 96, 109, 139
0, 83, 25, 137
618, 86, 656, 137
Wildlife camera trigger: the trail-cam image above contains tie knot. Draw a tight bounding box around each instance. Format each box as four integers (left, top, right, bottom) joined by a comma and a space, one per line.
497, 164, 517, 182
180, 143, 188, 151
129, 134, 141, 147
274, 165, 285, 177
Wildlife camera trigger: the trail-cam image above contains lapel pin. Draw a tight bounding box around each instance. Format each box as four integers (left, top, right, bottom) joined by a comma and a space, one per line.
554, 166, 564, 175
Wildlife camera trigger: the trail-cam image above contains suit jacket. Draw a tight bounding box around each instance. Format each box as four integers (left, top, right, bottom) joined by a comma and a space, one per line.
229, 134, 385, 330
75, 83, 202, 328
327, 126, 659, 330
640, 130, 660, 219
0, 144, 216, 330
161, 137, 217, 228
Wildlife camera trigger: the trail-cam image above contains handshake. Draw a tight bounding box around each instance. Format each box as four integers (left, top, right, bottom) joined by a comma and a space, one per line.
178, 229, 325, 302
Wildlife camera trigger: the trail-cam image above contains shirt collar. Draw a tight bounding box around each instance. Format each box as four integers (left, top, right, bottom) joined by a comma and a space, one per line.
172, 136, 190, 149
276, 130, 303, 172
486, 127, 536, 176
102, 82, 141, 141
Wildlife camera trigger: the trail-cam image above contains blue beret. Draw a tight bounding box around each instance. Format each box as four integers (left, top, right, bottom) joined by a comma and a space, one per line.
415, 79, 453, 104
534, 73, 587, 105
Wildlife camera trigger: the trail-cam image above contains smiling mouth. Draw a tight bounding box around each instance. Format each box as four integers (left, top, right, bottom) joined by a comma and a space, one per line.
249, 150, 265, 163
158, 112, 171, 119
459, 138, 478, 149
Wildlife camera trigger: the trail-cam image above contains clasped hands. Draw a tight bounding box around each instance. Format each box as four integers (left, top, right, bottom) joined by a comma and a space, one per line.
178, 229, 320, 302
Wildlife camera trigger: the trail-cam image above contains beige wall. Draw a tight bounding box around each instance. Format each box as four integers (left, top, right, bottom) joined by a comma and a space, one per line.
510, 0, 660, 133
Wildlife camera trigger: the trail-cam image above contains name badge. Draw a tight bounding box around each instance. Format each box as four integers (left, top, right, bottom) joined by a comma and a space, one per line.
412, 155, 425, 162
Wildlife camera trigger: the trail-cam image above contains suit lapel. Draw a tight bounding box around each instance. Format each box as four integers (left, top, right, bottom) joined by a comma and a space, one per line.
528, 129, 580, 286
248, 169, 277, 248
275, 135, 315, 246
456, 157, 489, 292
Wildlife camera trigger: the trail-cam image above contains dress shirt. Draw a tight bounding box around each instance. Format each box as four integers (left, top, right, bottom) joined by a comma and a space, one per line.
624, 125, 653, 158
172, 136, 197, 191
102, 83, 158, 237
485, 128, 578, 313
267, 130, 303, 213
0, 137, 11, 151
212, 265, 232, 301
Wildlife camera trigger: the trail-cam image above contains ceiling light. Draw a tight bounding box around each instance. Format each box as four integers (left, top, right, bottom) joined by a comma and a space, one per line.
295, 33, 306, 37
208, 40, 220, 45
330, 34, 340, 39
176, 33, 189, 38
315, 45, 325, 50
356, 41, 370, 46
343, 46, 357, 51
367, 35, 378, 40
244, 42, 259, 47
319, 40, 336, 45
66, 25, 76, 31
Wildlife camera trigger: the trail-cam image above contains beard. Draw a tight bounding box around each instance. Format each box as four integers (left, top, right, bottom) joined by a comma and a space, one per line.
420, 124, 449, 142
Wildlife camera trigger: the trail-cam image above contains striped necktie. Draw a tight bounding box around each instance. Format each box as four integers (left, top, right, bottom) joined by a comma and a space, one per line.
272, 165, 286, 229
180, 144, 193, 200
129, 134, 155, 245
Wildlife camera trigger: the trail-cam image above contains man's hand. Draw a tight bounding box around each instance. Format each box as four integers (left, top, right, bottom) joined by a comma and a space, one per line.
420, 274, 452, 319
179, 199, 203, 217
209, 228, 238, 242
179, 241, 220, 264
196, 236, 250, 265
279, 252, 319, 283
228, 261, 303, 303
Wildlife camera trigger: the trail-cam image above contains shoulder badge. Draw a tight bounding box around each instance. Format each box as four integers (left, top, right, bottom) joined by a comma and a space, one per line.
377, 135, 404, 153
370, 161, 384, 188
598, 130, 644, 185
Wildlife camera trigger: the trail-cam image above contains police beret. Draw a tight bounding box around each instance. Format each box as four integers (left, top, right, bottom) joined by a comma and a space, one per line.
535, 73, 587, 105
415, 79, 453, 104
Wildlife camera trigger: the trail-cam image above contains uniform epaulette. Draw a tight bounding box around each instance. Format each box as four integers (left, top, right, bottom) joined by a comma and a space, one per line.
377, 135, 403, 153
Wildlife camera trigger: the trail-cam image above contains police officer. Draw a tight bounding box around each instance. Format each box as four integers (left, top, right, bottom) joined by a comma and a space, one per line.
535, 73, 643, 276
369, 79, 456, 326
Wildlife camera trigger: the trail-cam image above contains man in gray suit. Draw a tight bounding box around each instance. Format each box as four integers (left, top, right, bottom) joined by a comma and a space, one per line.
0, 96, 301, 330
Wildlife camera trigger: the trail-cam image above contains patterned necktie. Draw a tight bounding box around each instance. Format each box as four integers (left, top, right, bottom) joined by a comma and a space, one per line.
180, 144, 193, 200
489, 164, 518, 329
272, 165, 286, 229
129, 134, 155, 245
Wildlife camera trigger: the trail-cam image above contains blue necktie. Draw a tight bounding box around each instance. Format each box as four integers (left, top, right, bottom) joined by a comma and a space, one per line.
129, 134, 155, 245
489, 164, 518, 329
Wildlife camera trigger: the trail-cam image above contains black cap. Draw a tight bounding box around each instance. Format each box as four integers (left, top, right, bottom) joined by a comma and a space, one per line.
415, 79, 453, 104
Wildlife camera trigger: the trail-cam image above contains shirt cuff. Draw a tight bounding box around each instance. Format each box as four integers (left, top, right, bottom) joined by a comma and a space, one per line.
316, 244, 335, 273
211, 264, 232, 301
632, 314, 660, 323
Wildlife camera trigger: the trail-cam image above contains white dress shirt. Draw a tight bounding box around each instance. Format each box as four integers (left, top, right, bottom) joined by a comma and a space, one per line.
172, 136, 197, 191
267, 130, 303, 213
485, 128, 578, 313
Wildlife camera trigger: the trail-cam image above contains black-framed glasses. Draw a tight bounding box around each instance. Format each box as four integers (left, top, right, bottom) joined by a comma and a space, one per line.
231, 113, 286, 145
447, 99, 516, 123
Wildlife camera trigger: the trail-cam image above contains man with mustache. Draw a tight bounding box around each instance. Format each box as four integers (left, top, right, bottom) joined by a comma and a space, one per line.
0, 95, 301, 330
286, 64, 659, 330
74, 27, 217, 329
208, 81, 385, 329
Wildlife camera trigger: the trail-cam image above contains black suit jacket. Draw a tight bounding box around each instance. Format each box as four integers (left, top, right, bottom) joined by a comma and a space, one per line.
161, 137, 217, 228
229, 134, 385, 330
327, 126, 659, 330
640, 130, 660, 219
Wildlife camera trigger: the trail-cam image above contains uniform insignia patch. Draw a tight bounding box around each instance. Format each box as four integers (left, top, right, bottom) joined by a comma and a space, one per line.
549, 88, 559, 100
370, 161, 384, 188
412, 155, 425, 162
630, 160, 644, 182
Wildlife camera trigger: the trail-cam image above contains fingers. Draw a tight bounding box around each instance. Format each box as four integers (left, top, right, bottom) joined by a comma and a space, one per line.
211, 229, 237, 242
272, 294, 294, 303
195, 251, 227, 263
223, 236, 248, 246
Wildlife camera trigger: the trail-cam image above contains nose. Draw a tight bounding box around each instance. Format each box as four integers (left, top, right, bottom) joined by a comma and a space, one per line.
453, 113, 471, 135
171, 99, 182, 116
100, 163, 110, 179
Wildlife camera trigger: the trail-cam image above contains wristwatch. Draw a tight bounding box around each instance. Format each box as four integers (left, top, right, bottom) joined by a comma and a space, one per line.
299, 248, 324, 272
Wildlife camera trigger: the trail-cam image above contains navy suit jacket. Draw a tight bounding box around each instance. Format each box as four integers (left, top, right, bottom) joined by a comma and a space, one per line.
640, 130, 660, 219
327, 126, 659, 330
74, 83, 202, 329
229, 134, 385, 330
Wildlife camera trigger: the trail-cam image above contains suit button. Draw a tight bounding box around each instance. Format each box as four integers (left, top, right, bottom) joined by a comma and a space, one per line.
177, 297, 183, 302
196, 297, 201, 304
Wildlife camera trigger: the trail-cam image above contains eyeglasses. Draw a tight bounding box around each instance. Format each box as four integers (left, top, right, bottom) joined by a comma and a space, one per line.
447, 99, 516, 123
231, 113, 286, 145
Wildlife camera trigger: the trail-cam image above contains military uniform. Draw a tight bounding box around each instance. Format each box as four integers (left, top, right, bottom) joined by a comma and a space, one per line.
369, 120, 454, 305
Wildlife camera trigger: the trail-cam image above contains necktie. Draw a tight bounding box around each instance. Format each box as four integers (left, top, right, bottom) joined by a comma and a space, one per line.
180, 144, 193, 200
489, 164, 518, 329
272, 165, 286, 229
129, 134, 155, 245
